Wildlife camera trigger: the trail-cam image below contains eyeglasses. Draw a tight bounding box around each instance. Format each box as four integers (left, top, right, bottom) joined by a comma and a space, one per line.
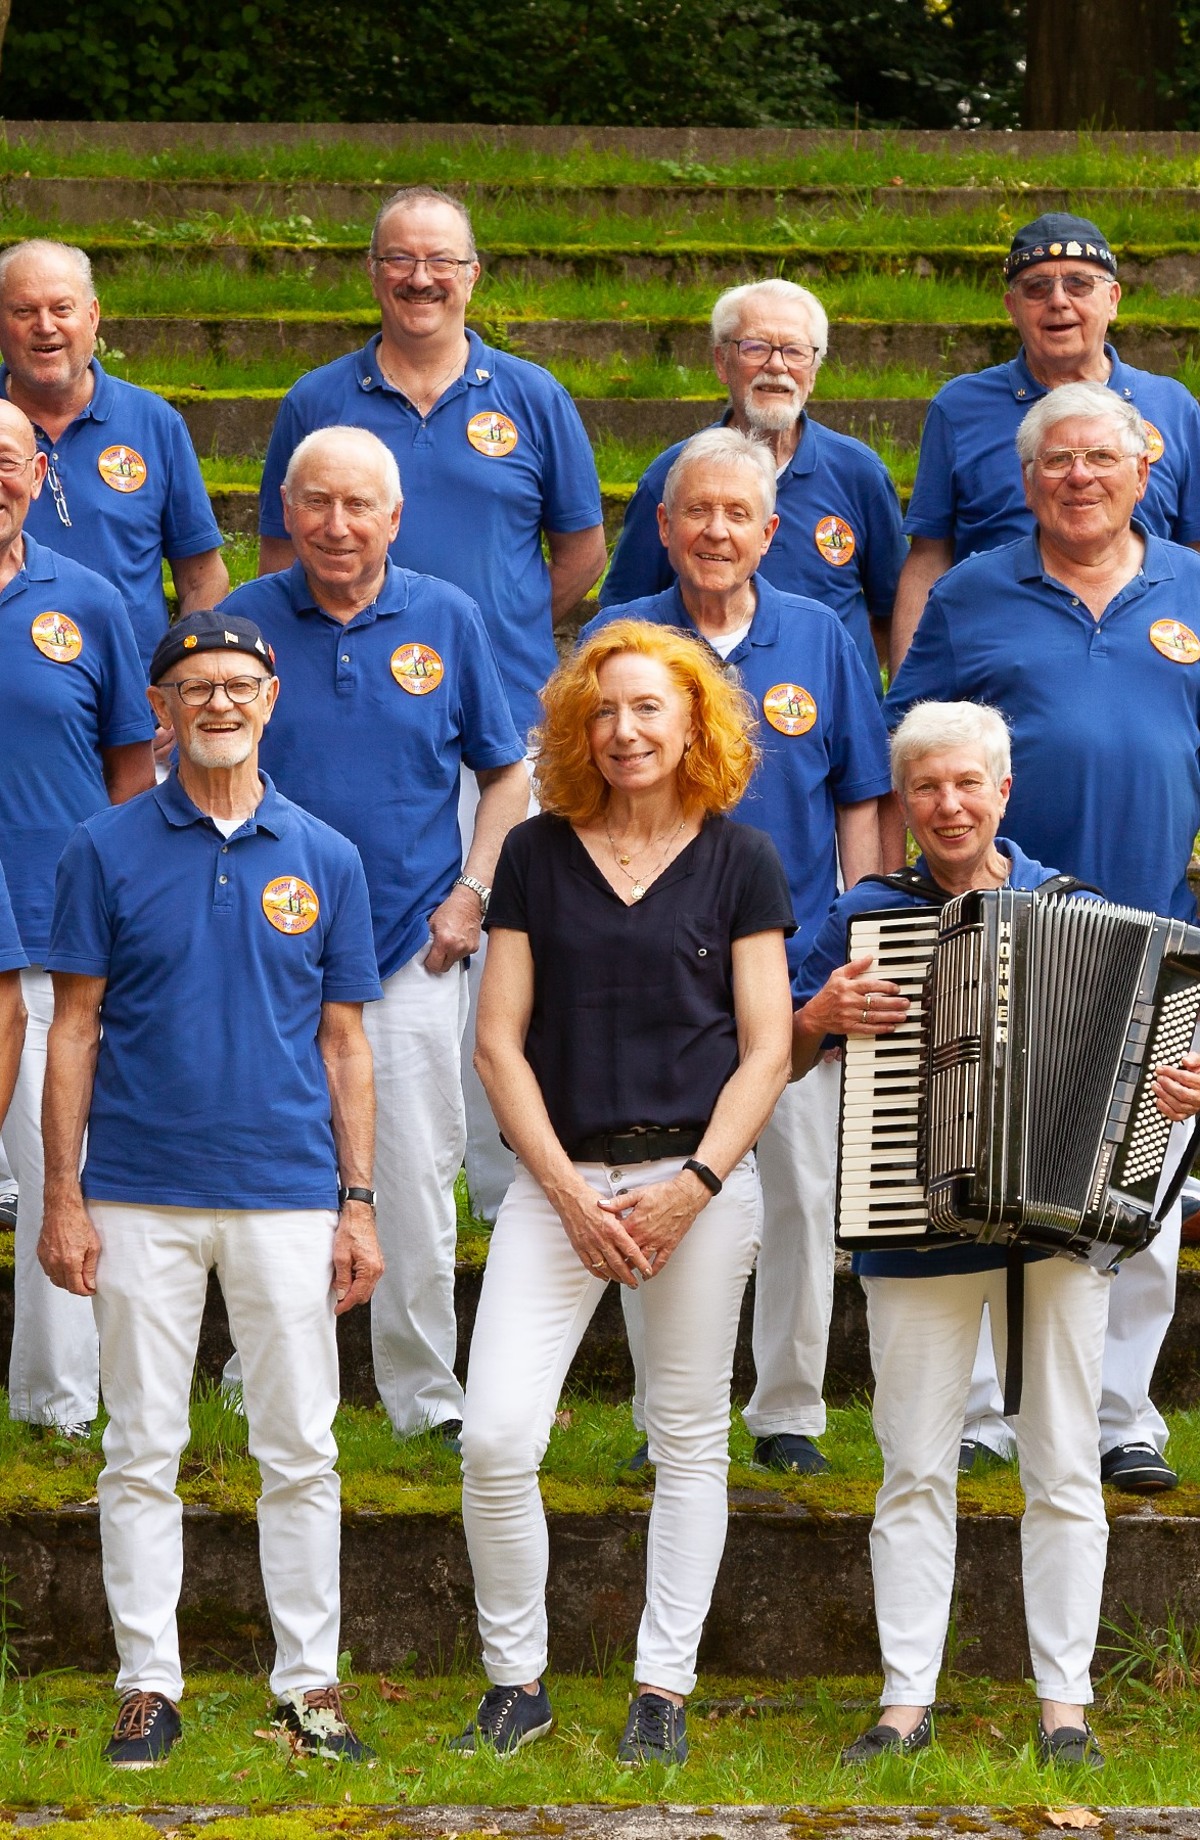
1013, 273, 1111, 302
370, 253, 475, 280
726, 338, 819, 370
0, 453, 36, 479
158, 675, 269, 706
1035, 446, 1131, 476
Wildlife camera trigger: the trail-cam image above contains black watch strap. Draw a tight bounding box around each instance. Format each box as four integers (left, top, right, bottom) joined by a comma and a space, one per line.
339, 1185, 377, 1207
683, 1158, 723, 1196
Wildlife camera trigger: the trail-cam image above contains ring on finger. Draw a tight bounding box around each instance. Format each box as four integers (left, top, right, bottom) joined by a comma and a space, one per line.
590, 1258, 605, 1269
865, 992, 874, 1012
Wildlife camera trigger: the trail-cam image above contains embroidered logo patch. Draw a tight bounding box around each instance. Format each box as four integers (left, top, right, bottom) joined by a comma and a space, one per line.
97, 445, 147, 493
390, 643, 445, 694
1149, 618, 1200, 664
262, 876, 320, 935
466, 411, 518, 457
814, 515, 856, 566
763, 682, 817, 736
30, 611, 82, 661
1144, 420, 1165, 464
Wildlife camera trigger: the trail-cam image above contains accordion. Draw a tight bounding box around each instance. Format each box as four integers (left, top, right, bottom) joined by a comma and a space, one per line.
835, 888, 1200, 1266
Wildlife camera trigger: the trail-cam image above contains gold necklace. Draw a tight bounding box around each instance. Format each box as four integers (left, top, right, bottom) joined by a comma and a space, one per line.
605, 814, 687, 902
379, 344, 468, 417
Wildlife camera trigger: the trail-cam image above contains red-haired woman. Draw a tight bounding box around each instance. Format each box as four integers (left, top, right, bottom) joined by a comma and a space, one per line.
451, 619, 794, 1766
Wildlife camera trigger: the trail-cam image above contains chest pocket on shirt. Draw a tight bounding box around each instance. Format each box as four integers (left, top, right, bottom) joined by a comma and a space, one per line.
674, 912, 721, 970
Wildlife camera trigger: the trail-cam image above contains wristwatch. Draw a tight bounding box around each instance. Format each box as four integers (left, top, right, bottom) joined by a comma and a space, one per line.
455, 874, 491, 917
338, 1186, 377, 1207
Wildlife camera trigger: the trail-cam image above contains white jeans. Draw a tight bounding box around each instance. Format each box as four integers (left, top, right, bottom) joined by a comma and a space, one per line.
90, 1201, 342, 1703
865, 1256, 1111, 1707
7, 968, 99, 1426
365, 943, 471, 1434
461, 1155, 762, 1696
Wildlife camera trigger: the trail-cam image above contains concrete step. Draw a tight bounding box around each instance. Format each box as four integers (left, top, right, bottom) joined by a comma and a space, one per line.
3, 1493, 1197, 1681
210, 484, 637, 541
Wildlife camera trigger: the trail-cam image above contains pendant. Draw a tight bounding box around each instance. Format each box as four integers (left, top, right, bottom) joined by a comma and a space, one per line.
618, 853, 631, 865
630, 884, 646, 901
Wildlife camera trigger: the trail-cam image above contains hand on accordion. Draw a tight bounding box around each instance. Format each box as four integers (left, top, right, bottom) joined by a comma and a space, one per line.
1152, 1050, 1200, 1122
811, 951, 910, 1040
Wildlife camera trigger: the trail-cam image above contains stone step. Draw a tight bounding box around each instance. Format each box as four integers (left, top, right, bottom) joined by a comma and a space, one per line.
7, 174, 1200, 226
2, 1492, 1191, 1682
209, 485, 638, 541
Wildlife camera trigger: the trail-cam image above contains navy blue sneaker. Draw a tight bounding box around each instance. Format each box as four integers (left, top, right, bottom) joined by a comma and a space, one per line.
617, 1691, 688, 1764
449, 1681, 554, 1753
752, 1433, 830, 1475
272, 1684, 375, 1760
103, 1690, 182, 1769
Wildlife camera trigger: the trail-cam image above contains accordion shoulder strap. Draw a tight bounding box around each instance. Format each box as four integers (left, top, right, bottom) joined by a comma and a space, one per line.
853, 868, 1102, 908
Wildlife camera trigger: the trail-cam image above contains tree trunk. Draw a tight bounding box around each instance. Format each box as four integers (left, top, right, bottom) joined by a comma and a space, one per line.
1024, 0, 1181, 128
0, 0, 10, 83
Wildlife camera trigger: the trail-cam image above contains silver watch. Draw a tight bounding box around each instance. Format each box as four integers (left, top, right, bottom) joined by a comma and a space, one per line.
455, 874, 491, 916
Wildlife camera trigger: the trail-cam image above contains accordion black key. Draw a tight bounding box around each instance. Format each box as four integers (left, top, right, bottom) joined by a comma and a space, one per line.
835, 888, 1200, 1266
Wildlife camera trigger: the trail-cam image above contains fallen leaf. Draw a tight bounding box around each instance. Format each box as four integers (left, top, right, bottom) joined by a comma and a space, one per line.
1044, 1809, 1102, 1830
380, 1676, 413, 1701
232, 1768, 251, 1781
989, 1723, 1006, 1740
554, 1408, 573, 1428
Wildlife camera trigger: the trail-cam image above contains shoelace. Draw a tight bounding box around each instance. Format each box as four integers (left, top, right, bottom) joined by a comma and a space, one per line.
112, 1692, 166, 1740
302, 1683, 359, 1717
477, 1685, 522, 1735
630, 1694, 673, 1747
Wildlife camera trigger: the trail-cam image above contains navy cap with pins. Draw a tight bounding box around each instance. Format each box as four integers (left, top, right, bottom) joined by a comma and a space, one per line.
149, 610, 276, 685
1003, 213, 1117, 284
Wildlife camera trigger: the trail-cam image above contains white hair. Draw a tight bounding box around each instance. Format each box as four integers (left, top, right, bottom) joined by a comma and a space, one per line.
710, 279, 829, 366
282, 425, 403, 510
1015, 381, 1147, 471
661, 426, 778, 520
890, 700, 1012, 794
0, 238, 95, 302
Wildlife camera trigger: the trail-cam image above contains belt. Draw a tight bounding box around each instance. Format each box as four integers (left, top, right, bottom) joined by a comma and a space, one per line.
567, 1125, 706, 1165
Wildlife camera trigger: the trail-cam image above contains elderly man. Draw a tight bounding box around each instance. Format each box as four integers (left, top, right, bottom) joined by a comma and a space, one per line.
256, 183, 605, 1225
0, 239, 227, 668
225, 426, 529, 1441
40, 610, 383, 1769
893, 212, 1200, 669
0, 398, 155, 1437
794, 699, 1200, 1767
583, 425, 890, 1471
602, 278, 905, 692
887, 381, 1200, 1494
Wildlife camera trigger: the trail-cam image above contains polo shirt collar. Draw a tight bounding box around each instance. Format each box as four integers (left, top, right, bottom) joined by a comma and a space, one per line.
668, 573, 782, 652
356, 329, 497, 397
153, 769, 290, 838
287, 555, 411, 626
1007, 342, 1121, 404
1017, 519, 1169, 586
0, 358, 113, 425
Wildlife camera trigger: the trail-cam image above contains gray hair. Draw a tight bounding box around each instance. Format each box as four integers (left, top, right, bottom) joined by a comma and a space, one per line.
661, 426, 778, 520
282, 425, 403, 511
1015, 381, 1147, 471
890, 700, 1012, 795
369, 185, 476, 260
0, 238, 95, 301
710, 278, 829, 366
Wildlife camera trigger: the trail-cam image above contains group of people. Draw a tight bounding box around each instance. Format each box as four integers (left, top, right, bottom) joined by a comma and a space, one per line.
2, 189, 1200, 1773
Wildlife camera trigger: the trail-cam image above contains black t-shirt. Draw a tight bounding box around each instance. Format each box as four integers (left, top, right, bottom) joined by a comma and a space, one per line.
486, 812, 796, 1151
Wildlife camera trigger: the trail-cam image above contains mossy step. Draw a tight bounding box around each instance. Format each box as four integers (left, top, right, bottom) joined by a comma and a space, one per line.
208, 484, 639, 540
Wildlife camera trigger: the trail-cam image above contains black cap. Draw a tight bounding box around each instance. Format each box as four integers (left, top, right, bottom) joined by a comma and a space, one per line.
149, 609, 276, 685
1003, 213, 1117, 284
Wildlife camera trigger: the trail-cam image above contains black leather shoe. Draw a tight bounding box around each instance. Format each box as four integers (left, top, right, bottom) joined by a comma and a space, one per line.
1036, 1720, 1103, 1767
752, 1433, 831, 1475
958, 1438, 1008, 1474
1099, 1443, 1177, 1494
840, 1707, 932, 1763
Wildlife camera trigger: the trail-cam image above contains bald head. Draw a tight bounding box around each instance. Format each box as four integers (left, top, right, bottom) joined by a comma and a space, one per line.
281, 425, 403, 613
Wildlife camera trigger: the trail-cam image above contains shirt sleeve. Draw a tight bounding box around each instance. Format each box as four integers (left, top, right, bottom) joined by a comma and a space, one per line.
456, 599, 527, 773
536, 379, 603, 534
0, 860, 28, 972
45, 826, 114, 976
729, 825, 797, 940
858, 461, 907, 622
160, 404, 223, 559
600, 474, 675, 606
258, 388, 309, 540
319, 845, 385, 1003
791, 893, 856, 1006
94, 587, 158, 748
902, 394, 959, 541
485, 822, 536, 934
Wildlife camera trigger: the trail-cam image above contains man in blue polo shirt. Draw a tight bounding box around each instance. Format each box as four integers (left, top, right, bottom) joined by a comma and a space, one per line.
228, 425, 529, 1442
602, 278, 905, 694
892, 212, 1200, 671
0, 398, 155, 1438
0, 240, 227, 669
886, 382, 1200, 1494
583, 425, 891, 1473
40, 610, 383, 1770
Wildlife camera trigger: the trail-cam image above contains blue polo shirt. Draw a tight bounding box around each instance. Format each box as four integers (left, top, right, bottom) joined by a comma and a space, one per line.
257, 332, 602, 741
600, 411, 905, 693
223, 561, 525, 981
0, 862, 29, 975
794, 839, 1060, 1276
0, 533, 154, 959
46, 772, 382, 1212
581, 576, 891, 973
6, 360, 222, 669
884, 529, 1200, 918
905, 344, 1200, 561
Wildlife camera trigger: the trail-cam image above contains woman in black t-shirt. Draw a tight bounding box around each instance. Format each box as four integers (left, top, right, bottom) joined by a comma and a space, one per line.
451, 619, 794, 1766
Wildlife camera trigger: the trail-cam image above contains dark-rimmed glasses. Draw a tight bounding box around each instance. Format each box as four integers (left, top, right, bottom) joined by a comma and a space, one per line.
725, 338, 819, 370
1012, 274, 1111, 302
157, 676, 269, 707
370, 254, 475, 280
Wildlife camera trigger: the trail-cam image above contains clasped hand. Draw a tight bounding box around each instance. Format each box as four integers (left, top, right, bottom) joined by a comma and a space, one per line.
558, 1174, 707, 1287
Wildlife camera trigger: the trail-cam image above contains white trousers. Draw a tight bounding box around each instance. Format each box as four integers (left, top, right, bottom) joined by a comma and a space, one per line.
365, 943, 471, 1435
624, 1060, 839, 1439
7, 968, 99, 1426
90, 1200, 342, 1703
865, 1257, 1111, 1707
461, 1155, 762, 1696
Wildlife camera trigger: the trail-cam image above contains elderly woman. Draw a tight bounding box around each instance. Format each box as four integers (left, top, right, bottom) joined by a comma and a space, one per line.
793, 700, 1200, 1769
453, 619, 793, 1765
